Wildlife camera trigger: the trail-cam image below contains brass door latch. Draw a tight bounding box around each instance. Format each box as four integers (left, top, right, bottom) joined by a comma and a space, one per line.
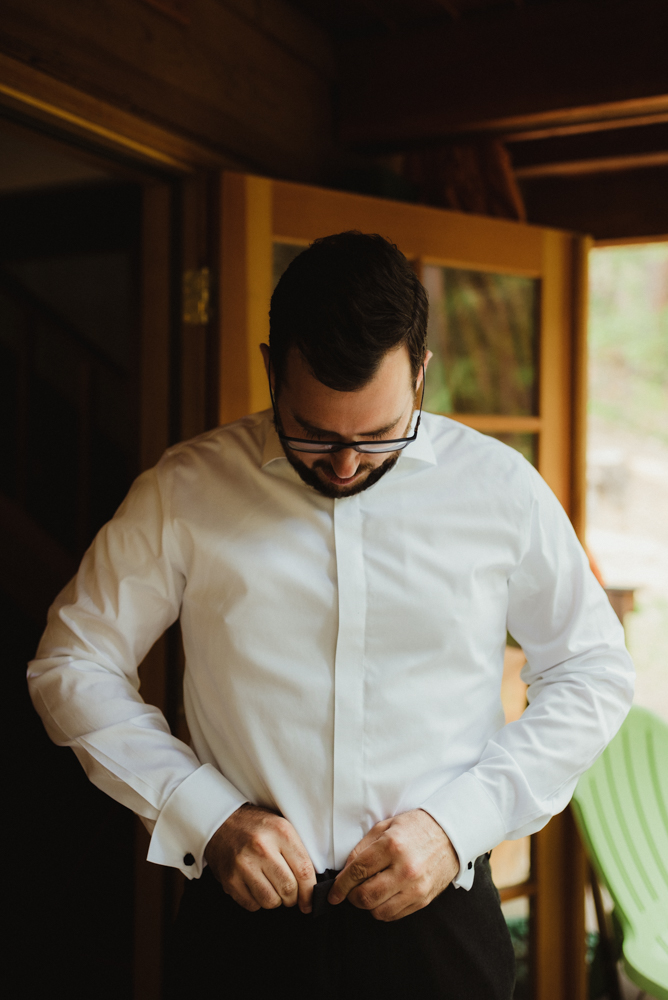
182, 267, 210, 325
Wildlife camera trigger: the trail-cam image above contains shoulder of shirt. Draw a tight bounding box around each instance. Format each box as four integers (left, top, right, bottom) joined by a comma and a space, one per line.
423, 411, 529, 469
154, 411, 271, 473
421, 411, 542, 504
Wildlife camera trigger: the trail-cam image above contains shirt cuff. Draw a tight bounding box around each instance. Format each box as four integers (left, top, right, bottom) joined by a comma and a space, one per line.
420, 771, 506, 890
146, 763, 248, 878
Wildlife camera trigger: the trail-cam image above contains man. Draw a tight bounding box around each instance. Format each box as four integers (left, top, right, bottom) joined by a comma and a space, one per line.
29, 232, 633, 999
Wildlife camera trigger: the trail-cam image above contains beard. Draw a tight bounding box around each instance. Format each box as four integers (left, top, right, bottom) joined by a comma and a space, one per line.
283, 448, 401, 499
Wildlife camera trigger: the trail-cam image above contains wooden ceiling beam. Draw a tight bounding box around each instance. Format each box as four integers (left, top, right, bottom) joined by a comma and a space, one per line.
515, 150, 668, 179
502, 110, 668, 144
340, 1, 668, 148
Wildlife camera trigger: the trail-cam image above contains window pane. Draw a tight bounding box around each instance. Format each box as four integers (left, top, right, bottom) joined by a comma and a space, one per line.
491, 837, 531, 890
423, 265, 539, 416
485, 431, 537, 467
273, 242, 306, 290
501, 896, 531, 1000
490, 644, 531, 894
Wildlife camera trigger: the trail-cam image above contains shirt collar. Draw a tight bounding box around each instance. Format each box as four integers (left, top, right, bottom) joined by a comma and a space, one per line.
261, 414, 286, 468
399, 411, 437, 466
260, 409, 436, 470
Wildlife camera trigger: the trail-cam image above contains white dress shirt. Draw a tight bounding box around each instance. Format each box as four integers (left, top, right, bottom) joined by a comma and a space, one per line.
28, 410, 634, 890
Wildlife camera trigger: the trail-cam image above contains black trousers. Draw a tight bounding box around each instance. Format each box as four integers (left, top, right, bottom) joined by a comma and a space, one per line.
166, 855, 515, 1000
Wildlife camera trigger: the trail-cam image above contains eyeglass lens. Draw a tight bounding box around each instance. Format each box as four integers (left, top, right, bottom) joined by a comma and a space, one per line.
283, 438, 413, 454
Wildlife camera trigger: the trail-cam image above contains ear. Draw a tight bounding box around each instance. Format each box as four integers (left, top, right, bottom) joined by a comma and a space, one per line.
260, 343, 271, 380
416, 350, 433, 389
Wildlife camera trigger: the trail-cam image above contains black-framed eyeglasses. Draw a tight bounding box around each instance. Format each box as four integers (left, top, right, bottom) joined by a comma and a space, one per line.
268, 362, 425, 455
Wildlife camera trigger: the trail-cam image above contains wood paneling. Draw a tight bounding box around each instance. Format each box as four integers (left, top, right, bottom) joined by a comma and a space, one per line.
140, 183, 173, 470
245, 175, 273, 414
0, 0, 336, 179
521, 166, 668, 242
340, 2, 668, 147
0, 53, 226, 172
219, 172, 250, 423
180, 173, 214, 440
134, 180, 176, 1000
0, 491, 77, 625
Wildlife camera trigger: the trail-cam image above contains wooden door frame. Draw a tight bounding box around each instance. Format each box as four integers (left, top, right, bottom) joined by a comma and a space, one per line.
0, 56, 233, 1000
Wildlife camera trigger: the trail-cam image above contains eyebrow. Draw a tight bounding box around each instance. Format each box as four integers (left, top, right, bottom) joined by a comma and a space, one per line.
292, 412, 404, 439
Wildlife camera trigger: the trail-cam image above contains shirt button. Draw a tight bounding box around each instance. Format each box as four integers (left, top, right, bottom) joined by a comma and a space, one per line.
468, 861, 472, 870
184, 853, 195, 866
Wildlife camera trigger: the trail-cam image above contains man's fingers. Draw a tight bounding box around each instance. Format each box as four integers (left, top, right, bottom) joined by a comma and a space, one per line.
223, 878, 262, 912
252, 853, 303, 909
342, 821, 389, 868
328, 843, 388, 905
296, 867, 317, 914
346, 870, 394, 909
369, 892, 415, 923
207, 805, 317, 913
243, 868, 285, 909
329, 810, 458, 918
352, 880, 431, 922
282, 842, 317, 913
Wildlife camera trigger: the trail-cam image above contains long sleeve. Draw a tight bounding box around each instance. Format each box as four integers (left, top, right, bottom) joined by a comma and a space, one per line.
421, 461, 635, 888
27, 464, 248, 878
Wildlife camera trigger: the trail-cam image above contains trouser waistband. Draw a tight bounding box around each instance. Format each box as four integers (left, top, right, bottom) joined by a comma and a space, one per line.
311, 853, 492, 918
312, 868, 341, 917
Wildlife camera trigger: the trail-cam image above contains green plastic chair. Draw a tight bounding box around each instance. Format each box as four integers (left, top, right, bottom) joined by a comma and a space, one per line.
572, 705, 668, 999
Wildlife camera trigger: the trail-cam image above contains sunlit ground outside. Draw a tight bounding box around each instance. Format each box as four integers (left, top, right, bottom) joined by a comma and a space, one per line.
585, 241, 668, 1000
586, 241, 668, 723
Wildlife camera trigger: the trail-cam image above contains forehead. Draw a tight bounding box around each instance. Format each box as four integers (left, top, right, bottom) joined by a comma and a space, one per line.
282, 346, 413, 436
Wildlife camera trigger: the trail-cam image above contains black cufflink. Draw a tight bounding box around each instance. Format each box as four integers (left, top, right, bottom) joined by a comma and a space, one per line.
184, 853, 195, 866
468, 861, 472, 870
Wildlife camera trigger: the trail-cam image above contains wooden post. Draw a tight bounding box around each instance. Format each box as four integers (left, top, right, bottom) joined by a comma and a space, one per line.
218, 172, 272, 426
570, 234, 593, 542
533, 810, 587, 1000
532, 229, 590, 1000
134, 181, 174, 1000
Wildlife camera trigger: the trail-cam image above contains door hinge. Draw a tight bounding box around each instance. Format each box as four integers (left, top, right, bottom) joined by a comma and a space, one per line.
182, 267, 210, 325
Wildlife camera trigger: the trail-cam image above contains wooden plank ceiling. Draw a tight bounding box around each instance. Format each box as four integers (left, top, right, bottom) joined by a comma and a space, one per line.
286, 0, 668, 235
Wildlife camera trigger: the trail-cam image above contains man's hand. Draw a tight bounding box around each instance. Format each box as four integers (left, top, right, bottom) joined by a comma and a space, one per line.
328, 809, 459, 922
205, 803, 316, 914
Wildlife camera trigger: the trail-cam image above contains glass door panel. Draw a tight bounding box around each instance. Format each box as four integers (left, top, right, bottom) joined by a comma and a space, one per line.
272, 241, 307, 290
422, 264, 539, 417
486, 432, 538, 466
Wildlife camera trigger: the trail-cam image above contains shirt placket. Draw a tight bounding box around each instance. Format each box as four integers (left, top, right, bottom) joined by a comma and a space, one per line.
331, 495, 367, 866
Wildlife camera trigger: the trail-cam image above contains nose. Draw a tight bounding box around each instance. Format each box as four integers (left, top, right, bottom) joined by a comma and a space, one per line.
329, 447, 361, 479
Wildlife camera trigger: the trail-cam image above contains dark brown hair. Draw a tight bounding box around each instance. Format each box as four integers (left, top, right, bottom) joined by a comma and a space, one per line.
269, 231, 428, 392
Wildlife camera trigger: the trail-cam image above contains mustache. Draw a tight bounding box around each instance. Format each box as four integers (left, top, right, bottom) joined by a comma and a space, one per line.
311, 458, 376, 475
284, 449, 400, 499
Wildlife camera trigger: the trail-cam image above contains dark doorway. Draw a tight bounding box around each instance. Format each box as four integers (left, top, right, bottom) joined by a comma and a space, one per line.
1, 122, 143, 1000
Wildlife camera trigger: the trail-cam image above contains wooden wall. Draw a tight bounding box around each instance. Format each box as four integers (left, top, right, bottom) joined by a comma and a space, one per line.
0, 0, 339, 181
520, 165, 668, 242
